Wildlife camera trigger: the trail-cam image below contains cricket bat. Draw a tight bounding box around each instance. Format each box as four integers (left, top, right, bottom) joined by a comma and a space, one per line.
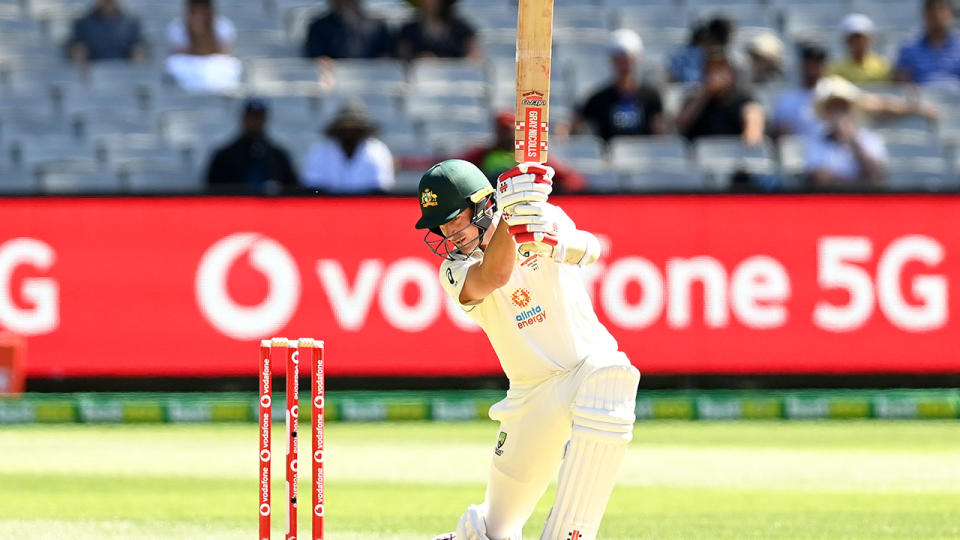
514, 0, 555, 164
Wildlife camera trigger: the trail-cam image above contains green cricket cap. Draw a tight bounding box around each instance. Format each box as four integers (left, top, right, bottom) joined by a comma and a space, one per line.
415, 159, 494, 230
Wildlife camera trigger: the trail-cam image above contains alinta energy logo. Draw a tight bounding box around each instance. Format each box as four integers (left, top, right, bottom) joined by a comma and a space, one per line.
511, 288, 547, 329
195, 233, 301, 340
511, 287, 531, 308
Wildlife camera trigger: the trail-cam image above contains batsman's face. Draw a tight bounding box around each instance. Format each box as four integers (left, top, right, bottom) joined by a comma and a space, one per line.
439, 208, 481, 251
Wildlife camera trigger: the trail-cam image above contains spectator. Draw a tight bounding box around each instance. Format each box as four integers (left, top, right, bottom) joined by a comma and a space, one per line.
573, 29, 665, 143
774, 44, 829, 138
745, 32, 785, 86
829, 14, 892, 84
669, 16, 735, 83
396, 0, 478, 61
206, 99, 299, 195
303, 0, 394, 60
164, 0, 241, 93
302, 101, 395, 193
895, 0, 960, 86
461, 111, 587, 193
166, 0, 235, 55
68, 0, 147, 69
805, 76, 887, 187
676, 49, 764, 145
778, 43, 937, 138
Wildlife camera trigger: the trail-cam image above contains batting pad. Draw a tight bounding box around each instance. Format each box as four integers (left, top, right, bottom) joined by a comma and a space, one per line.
541, 364, 639, 540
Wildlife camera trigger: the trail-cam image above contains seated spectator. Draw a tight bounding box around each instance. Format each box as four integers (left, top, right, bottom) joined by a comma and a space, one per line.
745, 32, 784, 86
461, 111, 587, 194
206, 99, 299, 195
774, 44, 829, 138
895, 0, 960, 86
164, 0, 241, 93
68, 0, 147, 69
573, 29, 665, 143
302, 101, 395, 193
396, 0, 478, 61
829, 14, 892, 84
669, 16, 734, 84
805, 76, 887, 187
303, 0, 394, 60
676, 49, 764, 145
166, 0, 235, 55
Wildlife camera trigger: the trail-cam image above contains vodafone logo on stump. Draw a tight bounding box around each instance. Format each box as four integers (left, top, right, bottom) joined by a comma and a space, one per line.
195, 233, 301, 340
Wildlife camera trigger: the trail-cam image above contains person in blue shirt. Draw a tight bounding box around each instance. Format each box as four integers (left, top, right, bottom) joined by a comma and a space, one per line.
895, 0, 960, 86
68, 0, 146, 69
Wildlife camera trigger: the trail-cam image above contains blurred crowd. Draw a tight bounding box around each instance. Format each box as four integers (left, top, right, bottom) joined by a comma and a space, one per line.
1, 0, 960, 194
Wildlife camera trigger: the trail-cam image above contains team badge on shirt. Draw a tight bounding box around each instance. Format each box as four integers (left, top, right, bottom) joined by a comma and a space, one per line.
495, 431, 507, 456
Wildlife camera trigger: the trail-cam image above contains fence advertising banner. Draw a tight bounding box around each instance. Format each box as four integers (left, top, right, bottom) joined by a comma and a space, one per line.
1, 196, 957, 378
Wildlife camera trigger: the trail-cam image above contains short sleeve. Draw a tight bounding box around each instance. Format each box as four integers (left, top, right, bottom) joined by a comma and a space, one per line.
215, 16, 237, 47
440, 252, 483, 308
804, 136, 828, 171
367, 138, 395, 191
894, 42, 912, 74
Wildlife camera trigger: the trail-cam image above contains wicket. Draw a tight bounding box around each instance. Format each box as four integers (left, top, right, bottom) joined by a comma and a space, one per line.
259, 337, 325, 540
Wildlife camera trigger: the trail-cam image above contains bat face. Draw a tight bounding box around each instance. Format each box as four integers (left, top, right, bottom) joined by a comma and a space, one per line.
515, 0, 555, 164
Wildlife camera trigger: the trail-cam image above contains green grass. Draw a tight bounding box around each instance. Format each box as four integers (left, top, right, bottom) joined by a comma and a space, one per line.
1, 421, 959, 539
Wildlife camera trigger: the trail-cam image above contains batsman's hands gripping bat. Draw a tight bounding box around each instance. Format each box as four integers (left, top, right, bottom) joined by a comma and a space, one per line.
496, 162, 554, 212
505, 201, 602, 267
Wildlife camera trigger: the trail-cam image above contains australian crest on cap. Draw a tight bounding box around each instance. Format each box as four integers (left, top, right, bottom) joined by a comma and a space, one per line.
421, 188, 438, 208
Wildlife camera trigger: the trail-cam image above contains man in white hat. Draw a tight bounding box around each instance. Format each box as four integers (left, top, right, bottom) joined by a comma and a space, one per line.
572, 29, 665, 142
829, 14, 892, 84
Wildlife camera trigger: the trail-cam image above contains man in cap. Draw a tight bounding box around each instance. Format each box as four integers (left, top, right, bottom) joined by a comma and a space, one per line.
206, 98, 298, 195
830, 14, 892, 84
574, 28, 665, 142
302, 100, 395, 193
417, 159, 640, 540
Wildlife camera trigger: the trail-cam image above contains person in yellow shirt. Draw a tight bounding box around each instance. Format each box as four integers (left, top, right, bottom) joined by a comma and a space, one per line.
830, 14, 892, 84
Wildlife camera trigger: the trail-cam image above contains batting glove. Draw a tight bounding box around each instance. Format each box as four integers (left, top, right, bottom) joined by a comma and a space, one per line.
496, 162, 554, 211
504, 202, 566, 263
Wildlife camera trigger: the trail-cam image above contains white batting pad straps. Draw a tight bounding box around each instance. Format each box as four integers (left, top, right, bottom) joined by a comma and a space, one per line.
571, 364, 639, 442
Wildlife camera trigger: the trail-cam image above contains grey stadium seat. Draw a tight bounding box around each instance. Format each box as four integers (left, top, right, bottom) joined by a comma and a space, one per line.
120, 167, 204, 194
610, 136, 689, 173
622, 169, 706, 192
324, 60, 406, 93
37, 159, 121, 194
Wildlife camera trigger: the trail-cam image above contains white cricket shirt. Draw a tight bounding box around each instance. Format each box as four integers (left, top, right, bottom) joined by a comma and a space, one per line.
439, 206, 619, 383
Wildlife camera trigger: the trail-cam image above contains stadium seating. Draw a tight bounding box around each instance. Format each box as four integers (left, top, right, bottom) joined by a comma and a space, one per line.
0, 0, 955, 194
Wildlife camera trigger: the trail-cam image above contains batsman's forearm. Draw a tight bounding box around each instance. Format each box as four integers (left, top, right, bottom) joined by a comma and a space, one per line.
477, 222, 517, 287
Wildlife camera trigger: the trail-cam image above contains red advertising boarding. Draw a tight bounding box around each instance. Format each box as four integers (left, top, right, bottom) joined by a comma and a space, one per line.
0, 196, 957, 378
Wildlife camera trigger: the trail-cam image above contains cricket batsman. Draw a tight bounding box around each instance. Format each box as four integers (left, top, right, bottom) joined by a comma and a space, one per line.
415, 159, 640, 540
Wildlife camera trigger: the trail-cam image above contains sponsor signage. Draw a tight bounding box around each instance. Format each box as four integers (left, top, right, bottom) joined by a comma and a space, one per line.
0, 196, 958, 378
